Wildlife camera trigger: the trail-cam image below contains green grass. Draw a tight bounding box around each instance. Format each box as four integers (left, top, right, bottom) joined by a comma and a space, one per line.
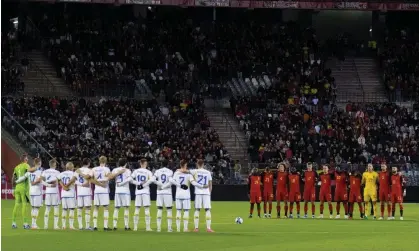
2, 200, 419, 251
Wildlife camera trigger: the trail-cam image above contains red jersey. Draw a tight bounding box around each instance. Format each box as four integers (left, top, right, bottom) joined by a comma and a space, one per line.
379, 171, 391, 192
288, 173, 301, 193
320, 173, 332, 191
349, 174, 362, 192
335, 171, 348, 191
262, 172, 274, 192
276, 171, 288, 191
390, 174, 404, 194
248, 175, 262, 193
304, 170, 317, 190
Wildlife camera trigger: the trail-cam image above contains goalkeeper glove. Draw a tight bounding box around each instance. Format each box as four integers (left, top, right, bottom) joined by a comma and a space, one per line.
137, 185, 144, 190
180, 184, 188, 190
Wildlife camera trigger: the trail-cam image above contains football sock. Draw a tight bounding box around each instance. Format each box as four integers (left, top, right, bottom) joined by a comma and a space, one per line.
62, 210, 67, 228
69, 209, 75, 228
276, 203, 281, 216
400, 204, 404, 217
194, 210, 200, 229
183, 210, 189, 231
289, 203, 293, 215
296, 202, 300, 214
263, 202, 267, 214
176, 210, 181, 232
93, 208, 98, 228
348, 203, 353, 217
44, 206, 50, 228
304, 202, 308, 214
284, 203, 288, 216
205, 210, 211, 230
54, 206, 60, 228
256, 203, 261, 217
328, 203, 333, 215
320, 202, 324, 214
167, 209, 173, 230
133, 207, 140, 229
373, 202, 377, 217
157, 209, 163, 230
358, 202, 364, 216
124, 208, 130, 228
104, 209, 109, 228
336, 202, 341, 215
145, 207, 151, 229
311, 203, 316, 215
31, 208, 38, 226
380, 203, 385, 217
77, 208, 83, 228
268, 202, 272, 214
85, 208, 91, 228
387, 204, 391, 217
343, 202, 348, 215
250, 203, 254, 214
113, 208, 119, 228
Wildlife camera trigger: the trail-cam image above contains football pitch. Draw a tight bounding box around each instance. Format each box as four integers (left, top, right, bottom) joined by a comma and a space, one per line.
1, 200, 419, 251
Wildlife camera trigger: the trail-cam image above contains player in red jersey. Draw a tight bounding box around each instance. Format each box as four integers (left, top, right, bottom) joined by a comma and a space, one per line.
262, 167, 274, 218
318, 165, 333, 218
378, 164, 391, 219
348, 167, 364, 219
288, 167, 302, 219
248, 168, 262, 218
302, 163, 317, 218
334, 166, 349, 219
276, 163, 289, 218
389, 167, 406, 220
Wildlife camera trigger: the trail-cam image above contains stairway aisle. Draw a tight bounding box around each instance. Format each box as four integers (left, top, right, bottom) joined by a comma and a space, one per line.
354, 58, 388, 102
205, 109, 249, 170
24, 50, 73, 96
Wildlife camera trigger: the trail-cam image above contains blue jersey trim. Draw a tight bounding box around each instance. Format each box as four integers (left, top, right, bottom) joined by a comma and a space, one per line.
62, 196, 75, 199
77, 195, 92, 197
30, 194, 42, 197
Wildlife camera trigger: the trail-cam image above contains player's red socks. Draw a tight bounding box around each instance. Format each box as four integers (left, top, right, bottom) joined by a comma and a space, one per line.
250, 203, 254, 214
304, 202, 308, 214
336, 202, 341, 214
320, 202, 324, 214
268, 202, 272, 214
296, 202, 300, 214
311, 203, 315, 215
263, 202, 267, 214
380, 203, 385, 217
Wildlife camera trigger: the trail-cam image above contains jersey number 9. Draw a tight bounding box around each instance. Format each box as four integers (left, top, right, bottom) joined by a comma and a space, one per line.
160, 174, 167, 183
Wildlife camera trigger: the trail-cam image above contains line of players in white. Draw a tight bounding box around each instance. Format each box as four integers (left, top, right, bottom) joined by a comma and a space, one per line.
16, 157, 214, 232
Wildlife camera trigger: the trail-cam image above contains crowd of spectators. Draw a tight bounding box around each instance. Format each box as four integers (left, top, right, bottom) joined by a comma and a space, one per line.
2, 29, 24, 95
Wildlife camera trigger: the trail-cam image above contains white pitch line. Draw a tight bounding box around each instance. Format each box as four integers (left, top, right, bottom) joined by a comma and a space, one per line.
219, 231, 419, 234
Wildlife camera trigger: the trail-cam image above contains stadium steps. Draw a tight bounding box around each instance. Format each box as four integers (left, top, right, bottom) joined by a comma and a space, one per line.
1, 128, 33, 163
205, 110, 249, 167
23, 51, 73, 97
354, 57, 388, 102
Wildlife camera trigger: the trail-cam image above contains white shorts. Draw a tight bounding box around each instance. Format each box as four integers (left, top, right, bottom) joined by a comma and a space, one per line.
62, 197, 76, 209
94, 193, 110, 206
44, 193, 59, 206
77, 196, 92, 208
115, 194, 131, 208
30, 195, 42, 207
156, 194, 173, 208
176, 199, 191, 210
194, 194, 211, 209
135, 194, 151, 207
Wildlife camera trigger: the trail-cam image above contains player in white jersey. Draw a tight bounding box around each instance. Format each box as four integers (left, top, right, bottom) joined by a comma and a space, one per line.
90, 156, 125, 231
15, 158, 49, 229
40, 158, 61, 229
131, 158, 155, 231
154, 162, 174, 232
163, 160, 206, 232
59, 162, 78, 230
74, 158, 93, 230
112, 158, 132, 230
191, 159, 214, 232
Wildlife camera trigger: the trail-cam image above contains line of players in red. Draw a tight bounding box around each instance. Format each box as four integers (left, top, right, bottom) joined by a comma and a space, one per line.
248, 163, 406, 219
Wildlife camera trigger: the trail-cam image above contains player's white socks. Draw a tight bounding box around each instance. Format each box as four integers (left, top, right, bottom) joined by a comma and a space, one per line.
44, 206, 51, 229
167, 209, 173, 231
145, 207, 151, 230
194, 210, 200, 229
54, 206, 60, 229
62, 210, 67, 229
93, 208, 98, 228
156, 209, 163, 231
104, 209, 109, 228
183, 210, 189, 231
176, 210, 182, 232
133, 208, 140, 230
77, 208, 83, 229
113, 208, 120, 228
32, 208, 39, 227
85, 208, 91, 228
69, 210, 75, 229
124, 208, 129, 228
206, 210, 212, 230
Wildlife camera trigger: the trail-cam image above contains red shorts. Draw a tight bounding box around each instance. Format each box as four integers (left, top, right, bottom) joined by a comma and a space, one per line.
303, 187, 316, 201
250, 192, 262, 204
276, 190, 288, 201
379, 190, 390, 202
289, 192, 301, 203
390, 192, 403, 204
334, 189, 348, 201
319, 189, 332, 202
348, 191, 362, 203
263, 190, 274, 201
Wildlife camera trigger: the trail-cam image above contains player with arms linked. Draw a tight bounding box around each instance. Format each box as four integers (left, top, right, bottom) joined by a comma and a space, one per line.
153, 160, 174, 232
334, 165, 349, 219
348, 166, 364, 219
248, 168, 262, 218
318, 164, 333, 218
378, 163, 391, 220
362, 163, 379, 219
261, 166, 274, 218
389, 166, 407, 220
288, 167, 302, 218
276, 163, 289, 218
303, 163, 317, 218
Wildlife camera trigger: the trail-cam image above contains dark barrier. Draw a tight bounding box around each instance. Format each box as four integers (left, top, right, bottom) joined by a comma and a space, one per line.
1, 140, 21, 179
111, 185, 419, 203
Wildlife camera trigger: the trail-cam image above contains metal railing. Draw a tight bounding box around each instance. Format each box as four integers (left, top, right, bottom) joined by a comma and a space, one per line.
352, 58, 364, 100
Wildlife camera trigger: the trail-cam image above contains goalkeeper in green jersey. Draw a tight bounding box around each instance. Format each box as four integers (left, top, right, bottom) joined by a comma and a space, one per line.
11, 154, 36, 229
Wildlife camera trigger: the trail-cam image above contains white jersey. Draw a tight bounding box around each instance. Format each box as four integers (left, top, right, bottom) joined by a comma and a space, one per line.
173, 172, 194, 199
131, 168, 153, 195
59, 171, 77, 198
26, 170, 43, 196
113, 167, 132, 195
75, 166, 92, 196
190, 169, 212, 195
154, 167, 174, 195
41, 168, 60, 194
92, 166, 110, 194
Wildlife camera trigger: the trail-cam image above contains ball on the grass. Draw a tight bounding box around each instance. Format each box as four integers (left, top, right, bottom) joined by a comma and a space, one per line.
235, 217, 243, 224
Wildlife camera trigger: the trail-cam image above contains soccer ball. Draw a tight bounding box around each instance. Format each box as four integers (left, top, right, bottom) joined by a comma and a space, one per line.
235, 217, 244, 224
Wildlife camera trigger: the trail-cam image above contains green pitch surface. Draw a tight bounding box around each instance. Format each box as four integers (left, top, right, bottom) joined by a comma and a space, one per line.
2, 200, 419, 251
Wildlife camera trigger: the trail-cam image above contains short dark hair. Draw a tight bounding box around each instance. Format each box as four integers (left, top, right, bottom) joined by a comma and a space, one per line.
197, 159, 204, 167
82, 158, 91, 166
139, 158, 147, 165
119, 158, 127, 167
180, 160, 188, 168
